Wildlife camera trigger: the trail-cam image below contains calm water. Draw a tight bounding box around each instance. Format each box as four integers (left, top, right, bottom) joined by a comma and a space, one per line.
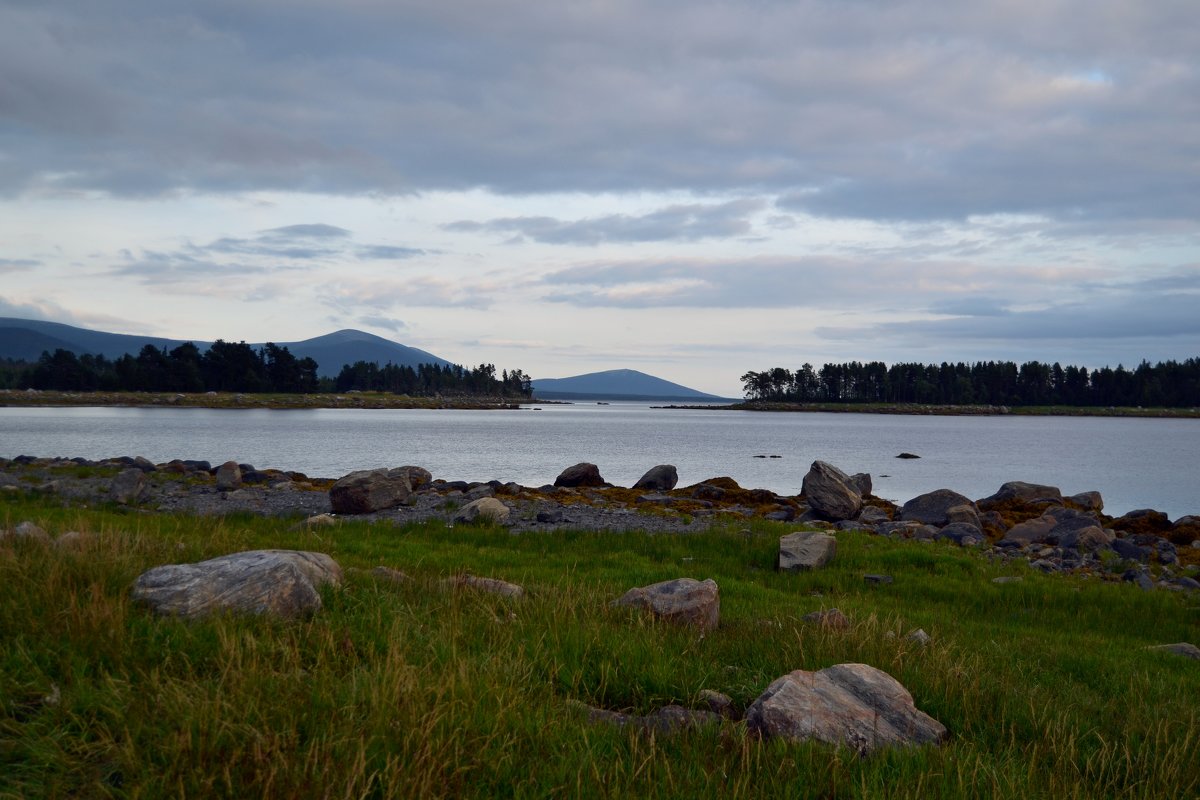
1, 404, 1197, 518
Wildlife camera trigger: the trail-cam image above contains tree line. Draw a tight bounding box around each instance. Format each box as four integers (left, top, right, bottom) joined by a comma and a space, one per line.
0, 343, 533, 399
740, 358, 1200, 408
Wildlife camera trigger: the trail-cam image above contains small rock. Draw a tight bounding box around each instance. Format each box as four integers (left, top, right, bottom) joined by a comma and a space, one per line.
370, 566, 409, 583
1148, 642, 1200, 660
803, 608, 850, 630
447, 574, 524, 598
536, 508, 565, 524
2, 521, 51, 544
864, 574, 893, 585
612, 577, 720, 632
991, 576, 1023, 584
896, 453, 921, 459
905, 629, 931, 646
698, 689, 737, 718
300, 514, 338, 528
54, 531, 87, 549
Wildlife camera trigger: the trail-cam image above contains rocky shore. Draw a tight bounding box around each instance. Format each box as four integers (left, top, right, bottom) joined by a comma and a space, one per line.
2, 454, 1198, 589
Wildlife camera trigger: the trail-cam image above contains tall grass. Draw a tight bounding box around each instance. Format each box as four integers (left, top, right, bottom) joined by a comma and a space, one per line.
2, 495, 1198, 798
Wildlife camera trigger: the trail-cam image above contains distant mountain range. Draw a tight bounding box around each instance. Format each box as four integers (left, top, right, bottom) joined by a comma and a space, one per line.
531, 369, 728, 401
0, 318, 450, 378
0, 318, 728, 399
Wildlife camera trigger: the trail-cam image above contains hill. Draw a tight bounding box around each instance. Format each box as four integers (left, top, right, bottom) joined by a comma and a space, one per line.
0, 318, 450, 377
532, 368, 727, 401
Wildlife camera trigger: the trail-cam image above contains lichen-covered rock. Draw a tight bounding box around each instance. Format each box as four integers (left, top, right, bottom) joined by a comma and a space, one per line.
900, 489, 976, 526
633, 465, 679, 491
329, 468, 414, 514
978, 481, 1064, 509
1067, 491, 1104, 512
802, 461, 862, 521
746, 663, 947, 754
778, 531, 837, 571
613, 577, 719, 632
131, 549, 342, 619
454, 497, 511, 524
554, 462, 605, 488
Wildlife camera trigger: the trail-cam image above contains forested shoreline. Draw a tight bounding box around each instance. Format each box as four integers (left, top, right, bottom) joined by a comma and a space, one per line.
740, 359, 1200, 408
0, 343, 533, 399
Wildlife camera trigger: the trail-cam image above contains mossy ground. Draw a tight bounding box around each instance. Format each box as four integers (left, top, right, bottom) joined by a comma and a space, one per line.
2, 494, 1198, 799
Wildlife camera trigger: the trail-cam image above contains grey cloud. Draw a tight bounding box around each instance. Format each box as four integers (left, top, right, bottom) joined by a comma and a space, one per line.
359, 315, 408, 332
0, 258, 40, 272
445, 199, 764, 245
2, 2, 1196, 226
260, 224, 350, 239
539, 256, 1084, 309
357, 245, 425, 260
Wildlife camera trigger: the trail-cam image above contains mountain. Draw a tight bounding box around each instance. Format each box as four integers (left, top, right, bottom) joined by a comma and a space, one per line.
280, 330, 451, 377
531, 369, 728, 401
0, 318, 451, 377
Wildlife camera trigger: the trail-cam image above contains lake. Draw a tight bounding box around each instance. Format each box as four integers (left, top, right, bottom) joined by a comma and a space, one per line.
1, 404, 1197, 518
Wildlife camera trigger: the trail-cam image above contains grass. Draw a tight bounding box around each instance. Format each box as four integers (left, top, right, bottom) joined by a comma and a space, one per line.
2, 494, 1199, 798
0, 389, 526, 411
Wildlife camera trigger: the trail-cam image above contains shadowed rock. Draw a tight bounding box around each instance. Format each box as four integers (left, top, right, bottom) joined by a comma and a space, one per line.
1, 521, 51, 544
446, 573, 525, 598
570, 700, 723, 733
1067, 491, 1104, 512
803, 608, 850, 630
1148, 642, 1200, 660
778, 531, 837, 571
613, 577, 719, 632
330, 468, 415, 514
900, 489, 976, 526
131, 549, 343, 619
802, 461, 862, 521
554, 462, 605, 488
746, 663, 947, 754
633, 464, 678, 491
978, 481, 1063, 509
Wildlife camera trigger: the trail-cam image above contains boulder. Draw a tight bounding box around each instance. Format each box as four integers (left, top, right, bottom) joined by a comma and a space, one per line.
900, 489, 976, 526
938, 522, 986, 547
131, 549, 342, 619
978, 481, 1064, 508
1067, 491, 1104, 512
214, 460, 243, 491
1058, 525, 1112, 551
612, 577, 719, 632
1111, 509, 1172, 536
801, 461, 862, 521
633, 465, 679, 491
997, 515, 1057, 547
896, 452, 921, 459
1111, 538, 1150, 562
554, 462, 605, 488
1, 521, 51, 544
857, 506, 891, 525
745, 663, 947, 754
848, 473, 872, 497
778, 531, 836, 571
108, 468, 146, 505
393, 466, 433, 490
329, 468, 414, 514
453, 497, 511, 524
944, 504, 981, 528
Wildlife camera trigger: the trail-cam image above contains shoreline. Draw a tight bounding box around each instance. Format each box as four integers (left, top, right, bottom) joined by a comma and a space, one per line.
658, 400, 1200, 418
0, 388, 529, 411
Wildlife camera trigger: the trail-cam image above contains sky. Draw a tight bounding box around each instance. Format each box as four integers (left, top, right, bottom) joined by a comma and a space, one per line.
1, 0, 1197, 397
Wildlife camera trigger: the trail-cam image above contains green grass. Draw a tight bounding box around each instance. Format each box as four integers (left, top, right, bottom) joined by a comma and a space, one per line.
2, 495, 1198, 799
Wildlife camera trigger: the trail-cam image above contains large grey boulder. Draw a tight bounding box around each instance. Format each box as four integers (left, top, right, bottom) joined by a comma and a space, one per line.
554, 462, 605, 488
746, 663, 947, 754
900, 489, 976, 526
108, 468, 147, 505
778, 531, 837, 571
633, 465, 679, 491
329, 468, 415, 514
612, 577, 719, 632
849, 473, 872, 497
131, 550, 343, 619
802, 461, 862, 521
214, 460, 243, 491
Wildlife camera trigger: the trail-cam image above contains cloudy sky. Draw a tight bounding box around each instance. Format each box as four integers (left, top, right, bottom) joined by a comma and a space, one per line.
2, 0, 1197, 395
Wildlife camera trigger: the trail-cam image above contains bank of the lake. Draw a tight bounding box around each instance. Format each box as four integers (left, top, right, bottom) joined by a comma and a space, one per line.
0, 388, 526, 411
672, 400, 1200, 418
